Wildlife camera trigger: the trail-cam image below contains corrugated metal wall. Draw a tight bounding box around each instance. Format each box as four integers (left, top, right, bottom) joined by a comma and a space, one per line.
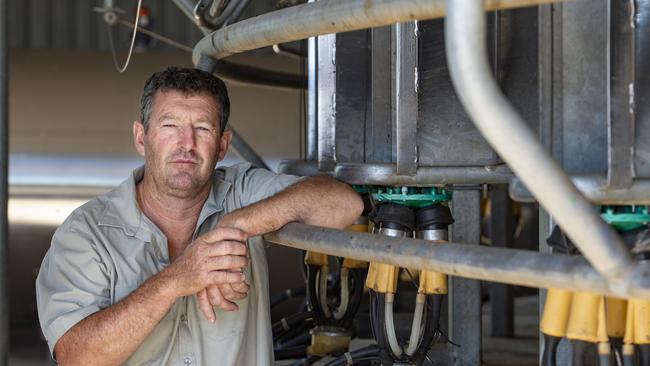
7, 0, 204, 51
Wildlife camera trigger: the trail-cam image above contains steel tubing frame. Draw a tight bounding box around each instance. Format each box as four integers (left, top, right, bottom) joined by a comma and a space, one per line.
264, 224, 650, 299
510, 176, 650, 205
277, 160, 513, 185
191, 0, 566, 66
445, 0, 634, 292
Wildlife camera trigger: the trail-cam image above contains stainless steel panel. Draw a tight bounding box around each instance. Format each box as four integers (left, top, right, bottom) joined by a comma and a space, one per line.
633, 0, 650, 177
561, 0, 608, 174
607, 0, 635, 188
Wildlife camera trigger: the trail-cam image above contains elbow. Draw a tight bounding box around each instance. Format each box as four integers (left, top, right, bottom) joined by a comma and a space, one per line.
349, 189, 364, 222
335, 181, 363, 226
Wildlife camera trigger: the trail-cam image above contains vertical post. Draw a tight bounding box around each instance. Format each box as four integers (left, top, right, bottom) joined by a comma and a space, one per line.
0, 0, 8, 363
539, 4, 571, 364
317, 33, 336, 171
489, 185, 514, 337
306, 12, 318, 161
449, 189, 482, 366
394, 21, 418, 175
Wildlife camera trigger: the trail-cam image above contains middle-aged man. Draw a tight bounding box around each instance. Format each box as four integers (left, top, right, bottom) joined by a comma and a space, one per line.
36, 67, 363, 365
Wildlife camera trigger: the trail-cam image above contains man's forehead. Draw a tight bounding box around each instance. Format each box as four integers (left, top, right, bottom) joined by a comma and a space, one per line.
151, 90, 220, 118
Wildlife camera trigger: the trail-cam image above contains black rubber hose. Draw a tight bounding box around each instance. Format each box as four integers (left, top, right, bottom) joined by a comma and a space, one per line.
272, 311, 312, 339
622, 349, 635, 366
290, 355, 321, 366
338, 268, 366, 329
275, 320, 313, 346
370, 291, 397, 365
639, 345, 650, 366
276, 332, 311, 350
323, 344, 383, 366
275, 346, 309, 361
610, 338, 624, 366
307, 264, 328, 325
412, 294, 444, 365
571, 341, 597, 366
369, 291, 389, 354
541, 335, 561, 366
271, 287, 307, 309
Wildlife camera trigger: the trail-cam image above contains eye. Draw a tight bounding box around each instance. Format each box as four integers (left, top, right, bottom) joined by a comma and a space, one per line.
195, 126, 212, 132
162, 123, 177, 128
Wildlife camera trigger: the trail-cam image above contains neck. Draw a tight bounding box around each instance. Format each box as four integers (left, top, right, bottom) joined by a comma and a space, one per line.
136, 172, 211, 254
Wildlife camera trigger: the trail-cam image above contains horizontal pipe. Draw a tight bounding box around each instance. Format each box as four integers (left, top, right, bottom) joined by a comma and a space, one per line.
264, 223, 650, 299
445, 0, 633, 285
192, 0, 566, 65
277, 160, 513, 185
510, 176, 650, 204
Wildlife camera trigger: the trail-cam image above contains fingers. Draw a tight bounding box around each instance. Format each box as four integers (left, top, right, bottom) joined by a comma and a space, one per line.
207, 285, 238, 312
199, 227, 248, 244
197, 289, 216, 323
204, 241, 248, 257
229, 281, 249, 296
219, 282, 248, 301
209, 270, 246, 285
205, 255, 249, 272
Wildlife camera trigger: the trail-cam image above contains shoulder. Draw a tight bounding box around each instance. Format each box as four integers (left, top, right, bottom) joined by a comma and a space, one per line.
214, 162, 255, 183
56, 196, 107, 236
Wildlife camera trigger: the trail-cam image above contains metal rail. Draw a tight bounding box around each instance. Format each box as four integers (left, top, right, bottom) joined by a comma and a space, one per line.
278, 160, 513, 185
445, 0, 633, 286
510, 176, 650, 204
264, 224, 650, 299
192, 0, 566, 66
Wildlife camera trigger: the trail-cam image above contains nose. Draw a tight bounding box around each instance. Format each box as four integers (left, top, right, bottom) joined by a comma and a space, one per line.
178, 125, 197, 150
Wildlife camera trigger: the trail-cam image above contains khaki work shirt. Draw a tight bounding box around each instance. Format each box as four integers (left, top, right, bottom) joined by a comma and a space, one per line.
36, 163, 303, 365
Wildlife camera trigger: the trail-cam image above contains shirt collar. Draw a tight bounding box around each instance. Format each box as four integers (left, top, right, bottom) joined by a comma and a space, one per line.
98, 166, 231, 240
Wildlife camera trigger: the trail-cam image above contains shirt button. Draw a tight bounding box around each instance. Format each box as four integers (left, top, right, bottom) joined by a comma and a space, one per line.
180, 314, 187, 323
183, 357, 192, 365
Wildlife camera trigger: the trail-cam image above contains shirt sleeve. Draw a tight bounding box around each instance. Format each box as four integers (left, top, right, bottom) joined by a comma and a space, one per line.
234, 163, 306, 207
36, 216, 111, 358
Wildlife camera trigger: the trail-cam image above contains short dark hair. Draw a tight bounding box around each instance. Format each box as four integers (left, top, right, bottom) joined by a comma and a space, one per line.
139, 67, 230, 133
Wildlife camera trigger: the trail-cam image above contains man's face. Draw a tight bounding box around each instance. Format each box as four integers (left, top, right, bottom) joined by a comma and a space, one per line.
133, 90, 232, 198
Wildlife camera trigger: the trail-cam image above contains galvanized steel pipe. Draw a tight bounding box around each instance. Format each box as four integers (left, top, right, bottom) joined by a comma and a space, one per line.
264, 224, 650, 299
192, 0, 566, 65
445, 0, 633, 289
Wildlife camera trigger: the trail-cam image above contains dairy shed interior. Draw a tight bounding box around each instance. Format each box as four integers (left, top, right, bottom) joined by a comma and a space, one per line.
1, 0, 650, 365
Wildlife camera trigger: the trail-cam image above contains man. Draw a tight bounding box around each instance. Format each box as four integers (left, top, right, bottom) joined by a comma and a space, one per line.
36, 67, 363, 365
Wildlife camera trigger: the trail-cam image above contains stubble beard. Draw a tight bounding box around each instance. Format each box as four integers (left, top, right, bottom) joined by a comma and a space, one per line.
147, 151, 212, 199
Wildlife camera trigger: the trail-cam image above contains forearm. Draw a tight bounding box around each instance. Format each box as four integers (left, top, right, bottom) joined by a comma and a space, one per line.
55, 271, 177, 365
220, 176, 363, 236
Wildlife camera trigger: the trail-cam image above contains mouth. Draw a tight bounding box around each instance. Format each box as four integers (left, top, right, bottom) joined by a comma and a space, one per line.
170, 159, 198, 165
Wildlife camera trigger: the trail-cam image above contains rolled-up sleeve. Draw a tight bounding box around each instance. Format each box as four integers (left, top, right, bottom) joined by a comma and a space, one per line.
234, 163, 306, 207
36, 217, 111, 356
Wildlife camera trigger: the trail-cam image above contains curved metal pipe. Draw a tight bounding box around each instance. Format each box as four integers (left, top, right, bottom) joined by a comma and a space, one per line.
444, 0, 632, 286
264, 224, 650, 299
192, 0, 566, 66
172, 0, 306, 90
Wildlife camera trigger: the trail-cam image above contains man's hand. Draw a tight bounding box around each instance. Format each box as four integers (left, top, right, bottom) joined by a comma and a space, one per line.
161, 227, 249, 317
196, 217, 251, 320
197, 280, 249, 320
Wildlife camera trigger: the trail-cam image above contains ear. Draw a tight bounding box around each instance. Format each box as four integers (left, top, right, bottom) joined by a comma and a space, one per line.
217, 129, 233, 162
133, 121, 146, 157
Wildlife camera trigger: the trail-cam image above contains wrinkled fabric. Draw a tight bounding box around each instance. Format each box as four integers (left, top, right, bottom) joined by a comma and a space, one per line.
36, 162, 303, 365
